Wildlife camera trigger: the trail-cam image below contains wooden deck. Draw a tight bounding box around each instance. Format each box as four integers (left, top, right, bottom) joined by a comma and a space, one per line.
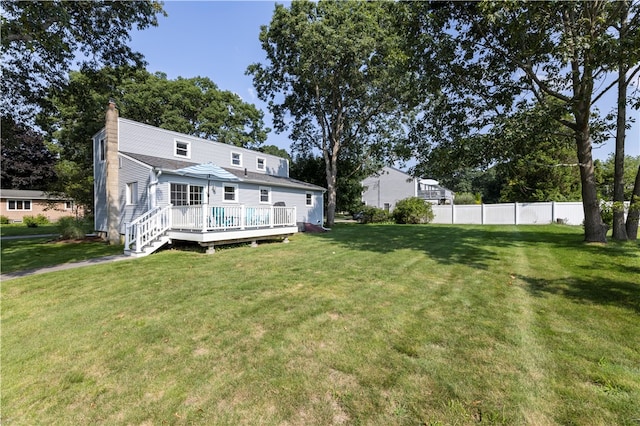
124, 205, 298, 256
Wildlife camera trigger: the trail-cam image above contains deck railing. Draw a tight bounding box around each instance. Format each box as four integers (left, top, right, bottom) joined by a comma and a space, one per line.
124, 205, 172, 252
171, 204, 296, 231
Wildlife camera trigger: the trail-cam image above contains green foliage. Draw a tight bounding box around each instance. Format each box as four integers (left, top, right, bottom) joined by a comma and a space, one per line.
392, 197, 434, 224
1, 116, 58, 190
596, 154, 640, 201
56, 216, 90, 240
0, 215, 9, 224
403, 1, 639, 242
358, 206, 391, 224
258, 145, 291, 161
1, 1, 165, 122
248, 0, 413, 224
454, 192, 478, 205
22, 214, 49, 228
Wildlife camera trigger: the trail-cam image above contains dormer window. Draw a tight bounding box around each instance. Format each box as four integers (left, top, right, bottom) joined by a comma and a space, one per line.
257, 157, 266, 171
231, 152, 242, 167
175, 140, 190, 158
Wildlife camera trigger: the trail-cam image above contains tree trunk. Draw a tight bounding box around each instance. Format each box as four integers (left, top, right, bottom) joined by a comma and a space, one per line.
324, 144, 339, 228
575, 116, 607, 243
612, 9, 629, 240
626, 164, 640, 240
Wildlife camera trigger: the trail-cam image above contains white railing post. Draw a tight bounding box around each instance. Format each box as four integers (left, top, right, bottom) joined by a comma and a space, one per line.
125, 223, 131, 250
270, 206, 274, 228
240, 205, 246, 230
136, 226, 142, 253
202, 204, 208, 232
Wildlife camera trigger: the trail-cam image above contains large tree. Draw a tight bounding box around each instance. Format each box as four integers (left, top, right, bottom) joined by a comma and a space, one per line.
0, 0, 165, 122
1, 116, 57, 190
247, 0, 412, 226
405, 1, 640, 242
608, 0, 640, 240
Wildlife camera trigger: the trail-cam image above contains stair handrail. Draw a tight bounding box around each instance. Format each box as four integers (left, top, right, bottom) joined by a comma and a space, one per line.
124, 204, 172, 253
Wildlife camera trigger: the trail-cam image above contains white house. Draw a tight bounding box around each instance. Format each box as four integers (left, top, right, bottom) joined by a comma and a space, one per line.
93, 102, 325, 256
361, 166, 454, 211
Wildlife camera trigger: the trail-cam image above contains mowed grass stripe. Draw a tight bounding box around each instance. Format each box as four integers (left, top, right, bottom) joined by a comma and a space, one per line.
2, 224, 639, 425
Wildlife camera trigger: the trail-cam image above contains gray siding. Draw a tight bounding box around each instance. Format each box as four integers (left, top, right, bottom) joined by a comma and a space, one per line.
155, 176, 323, 225
93, 129, 107, 232
118, 119, 289, 177
118, 156, 153, 233
361, 167, 416, 211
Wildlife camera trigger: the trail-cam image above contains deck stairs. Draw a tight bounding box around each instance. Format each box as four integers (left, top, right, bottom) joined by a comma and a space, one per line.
124, 205, 172, 257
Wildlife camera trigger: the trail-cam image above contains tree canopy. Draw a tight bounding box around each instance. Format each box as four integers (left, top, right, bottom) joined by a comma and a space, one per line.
1, 0, 165, 122
403, 0, 640, 242
248, 0, 413, 226
1, 116, 57, 190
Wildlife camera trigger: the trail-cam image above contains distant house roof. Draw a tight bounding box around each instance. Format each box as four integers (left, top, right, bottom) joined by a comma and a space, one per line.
122, 152, 325, 192
0, 189, 71, 200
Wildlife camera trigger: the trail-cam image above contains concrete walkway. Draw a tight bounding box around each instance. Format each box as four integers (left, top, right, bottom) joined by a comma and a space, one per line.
0, 254, 130, 282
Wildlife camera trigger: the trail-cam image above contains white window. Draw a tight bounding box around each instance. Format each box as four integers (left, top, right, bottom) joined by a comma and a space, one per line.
231, 152, 242, 167
305, 192, 313, 206
189, 185, 204, 205
256, 157, 266, 171
126, 182, 138, 205
171, 183, 188, 206
223, 184, 238, 202
65, 201, 73, 210
259, 187, 271, 204
175, 140, 190, 158
7, 200, 32, 211
170, 183, 203, 206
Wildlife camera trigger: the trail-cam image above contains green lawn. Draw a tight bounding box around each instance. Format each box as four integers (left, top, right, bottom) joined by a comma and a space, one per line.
2, 224, 639, 425
1, 237, 124, 274
0, 223, 60, 237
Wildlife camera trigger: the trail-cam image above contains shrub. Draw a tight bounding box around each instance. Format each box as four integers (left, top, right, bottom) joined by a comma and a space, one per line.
454, 192, 478, 205
393, 197, 434, 224
0, 215, 9, 224
57, 216, 87, 239
358, 206, 391, 224
23, 215, 39, 227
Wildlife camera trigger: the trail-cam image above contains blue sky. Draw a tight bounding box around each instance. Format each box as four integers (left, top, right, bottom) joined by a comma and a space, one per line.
129, 1, 639, 162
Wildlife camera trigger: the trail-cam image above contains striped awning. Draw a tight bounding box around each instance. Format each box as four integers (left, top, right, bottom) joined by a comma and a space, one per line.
173, 163, 241, 181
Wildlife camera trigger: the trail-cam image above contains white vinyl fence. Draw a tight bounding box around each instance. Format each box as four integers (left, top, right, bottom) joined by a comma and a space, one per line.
431, 202, 586, 225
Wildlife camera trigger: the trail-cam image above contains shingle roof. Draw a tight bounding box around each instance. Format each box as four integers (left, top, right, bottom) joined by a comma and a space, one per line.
0, 189, 70, 200
222, 167, 325, 191
121, 152, 325, 192
121, 152, 198, 170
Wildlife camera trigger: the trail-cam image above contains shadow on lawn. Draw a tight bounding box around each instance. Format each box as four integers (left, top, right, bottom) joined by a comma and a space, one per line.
313, 223, 639, 312
519, 274, 640, 314
313, 223, 606, 269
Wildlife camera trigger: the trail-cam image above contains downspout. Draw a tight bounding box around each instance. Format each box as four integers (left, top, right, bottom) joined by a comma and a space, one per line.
149, 169, 162, 210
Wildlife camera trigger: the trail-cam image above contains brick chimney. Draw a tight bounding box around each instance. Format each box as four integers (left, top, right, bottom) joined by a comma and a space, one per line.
105, 101, 120, 245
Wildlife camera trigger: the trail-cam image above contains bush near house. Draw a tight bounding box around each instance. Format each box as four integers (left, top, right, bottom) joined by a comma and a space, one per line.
22, 214, 50, 228
358, 205, 391, 223
0, 215, 9, 224
393, 197, 434, 224
56, 216, 92, 239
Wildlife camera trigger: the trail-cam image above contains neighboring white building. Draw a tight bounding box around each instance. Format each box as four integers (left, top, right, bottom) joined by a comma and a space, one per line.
361, 166, 454, 211
93, 102, 325, 256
